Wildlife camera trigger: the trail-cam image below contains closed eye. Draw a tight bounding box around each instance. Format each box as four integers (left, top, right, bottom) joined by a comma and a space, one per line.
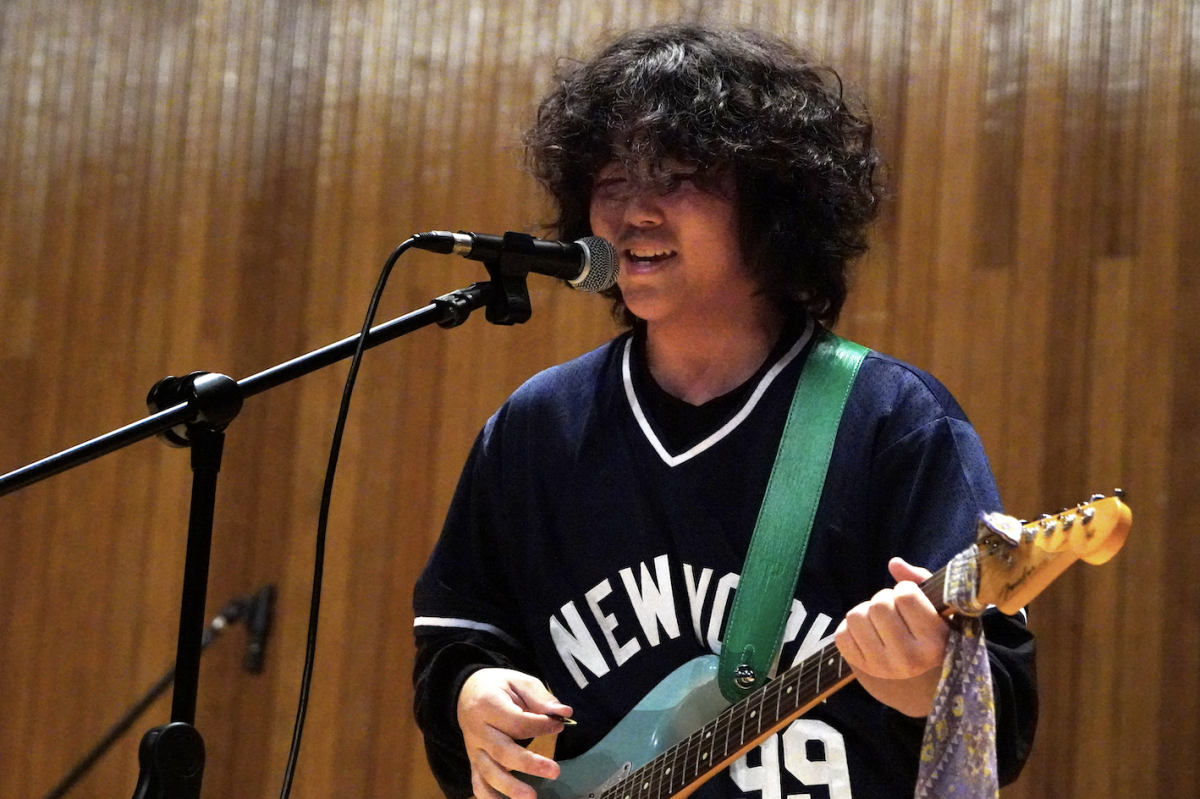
592, 176, 632, 203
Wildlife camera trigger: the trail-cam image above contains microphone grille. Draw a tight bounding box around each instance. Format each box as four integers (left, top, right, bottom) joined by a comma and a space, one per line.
569, 237, 619, 293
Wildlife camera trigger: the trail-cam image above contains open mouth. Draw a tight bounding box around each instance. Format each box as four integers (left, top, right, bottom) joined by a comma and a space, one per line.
625, 247, 677, 265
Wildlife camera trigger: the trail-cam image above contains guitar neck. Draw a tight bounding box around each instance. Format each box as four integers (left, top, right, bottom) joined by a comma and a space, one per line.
601, 563, 955, 799
602, 641, 854, 799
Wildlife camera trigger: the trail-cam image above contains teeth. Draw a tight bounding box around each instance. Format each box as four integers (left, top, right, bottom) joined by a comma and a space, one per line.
628, 248, 675, 259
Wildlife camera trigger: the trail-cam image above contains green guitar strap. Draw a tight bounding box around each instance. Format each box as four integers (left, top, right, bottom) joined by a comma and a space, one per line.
718, 329, 869, 702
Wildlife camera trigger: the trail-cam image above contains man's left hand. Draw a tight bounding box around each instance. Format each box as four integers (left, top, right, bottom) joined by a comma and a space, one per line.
834, 557, 949, 717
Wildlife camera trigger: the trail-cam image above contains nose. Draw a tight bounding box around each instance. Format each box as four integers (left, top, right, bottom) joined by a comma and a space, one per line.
622, 187, 664, 228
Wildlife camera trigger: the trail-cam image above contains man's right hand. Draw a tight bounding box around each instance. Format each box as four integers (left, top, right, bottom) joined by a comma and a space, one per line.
457, 668, 573, 799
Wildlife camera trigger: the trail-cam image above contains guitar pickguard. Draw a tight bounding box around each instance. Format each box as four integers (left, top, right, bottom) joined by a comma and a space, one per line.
522, 655, 729, 799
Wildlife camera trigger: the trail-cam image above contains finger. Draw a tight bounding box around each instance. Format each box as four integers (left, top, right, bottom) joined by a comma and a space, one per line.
508, 677, 574, 720
480, 724, 562, 780
473, 748, 539, 799
491, 707, 569, 742
888, 557, 932, 584
461, 672, 570, 740
834, 617, 868, 670
469, 766, 510, 799
891, 583, 950, 659
840, 602, 890, 672
864, 590, 917, 647
865, 587, 947, 675
892, 580, 943, 631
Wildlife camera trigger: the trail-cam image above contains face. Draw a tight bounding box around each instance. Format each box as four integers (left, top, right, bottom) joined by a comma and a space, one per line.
588, 159, 762, 329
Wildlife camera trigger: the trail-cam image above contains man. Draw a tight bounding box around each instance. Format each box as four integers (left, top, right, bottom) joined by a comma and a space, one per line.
413, 24, 1037, 799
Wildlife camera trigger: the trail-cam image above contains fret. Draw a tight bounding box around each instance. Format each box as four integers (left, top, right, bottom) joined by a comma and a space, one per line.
672, 722, 692, 794
663, 723, 681, 796
777, 674, 789, 715
789, 656, 805, 708
814, 647, 824, 695
660, 738, 675, 798
643, 754, 657, 799
719, 700, 733, 764
734, 686, 744, 758
698, 717, 716, 778
750, 689, 762, 729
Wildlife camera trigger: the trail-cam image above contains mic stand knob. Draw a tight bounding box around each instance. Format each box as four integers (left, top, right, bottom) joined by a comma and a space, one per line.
130, 722, 205, 799
434, 283, 491, 329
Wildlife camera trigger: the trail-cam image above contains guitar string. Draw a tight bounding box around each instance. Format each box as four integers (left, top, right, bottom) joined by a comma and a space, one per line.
599, 573, 967, 799
600, 644, 841, 799
600, 587, 950, 799
595, 544, 1017, 799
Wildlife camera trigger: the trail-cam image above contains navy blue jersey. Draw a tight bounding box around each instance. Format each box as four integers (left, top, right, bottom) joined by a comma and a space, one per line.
413, 321, 1036, 799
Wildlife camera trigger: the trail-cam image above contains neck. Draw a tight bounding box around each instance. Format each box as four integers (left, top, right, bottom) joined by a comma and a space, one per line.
644, 306, 785, 405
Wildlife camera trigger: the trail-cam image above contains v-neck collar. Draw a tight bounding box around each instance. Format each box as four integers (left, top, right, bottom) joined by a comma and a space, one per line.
621, 315, 814, 467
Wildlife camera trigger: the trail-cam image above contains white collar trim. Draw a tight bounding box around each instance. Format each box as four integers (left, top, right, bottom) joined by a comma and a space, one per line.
622, 317, 814, 467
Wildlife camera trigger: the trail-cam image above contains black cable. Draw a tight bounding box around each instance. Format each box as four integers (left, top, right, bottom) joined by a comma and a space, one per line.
38, 597, 254, 799
277, 238, 416, 799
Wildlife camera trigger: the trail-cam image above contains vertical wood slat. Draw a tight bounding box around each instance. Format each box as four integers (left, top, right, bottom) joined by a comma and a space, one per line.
1163, 9, 1200, 797
991, 4, 1069, 790
1113, 3, 1187, 798
889, 0, 952, 368
0, 2, 1197, 798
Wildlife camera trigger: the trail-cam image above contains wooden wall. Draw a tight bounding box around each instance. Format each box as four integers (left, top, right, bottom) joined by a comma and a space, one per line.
0, 1, 1195, 797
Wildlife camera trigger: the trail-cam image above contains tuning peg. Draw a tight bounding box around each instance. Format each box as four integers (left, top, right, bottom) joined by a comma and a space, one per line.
1089, 493, 1106, 502
1114, 488, 1126, 502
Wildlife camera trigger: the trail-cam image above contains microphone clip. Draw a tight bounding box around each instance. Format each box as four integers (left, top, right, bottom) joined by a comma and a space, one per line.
478, 232, 540, 326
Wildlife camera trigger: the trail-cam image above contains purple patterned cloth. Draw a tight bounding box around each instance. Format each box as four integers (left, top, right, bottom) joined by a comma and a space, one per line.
915, 544, 999, 799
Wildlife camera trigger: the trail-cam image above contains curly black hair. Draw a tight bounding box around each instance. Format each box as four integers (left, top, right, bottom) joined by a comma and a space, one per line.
525, 23, 883, 327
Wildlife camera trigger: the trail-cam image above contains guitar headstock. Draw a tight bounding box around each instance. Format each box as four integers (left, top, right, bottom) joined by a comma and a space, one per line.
973, 494, 1132, 614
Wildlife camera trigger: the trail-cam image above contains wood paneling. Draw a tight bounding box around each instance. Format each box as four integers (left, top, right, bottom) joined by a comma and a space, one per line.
0, 1, 1195, 797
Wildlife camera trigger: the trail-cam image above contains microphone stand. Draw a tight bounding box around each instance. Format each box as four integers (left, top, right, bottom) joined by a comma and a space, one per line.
0, 259, 534, 798
40, 587, 273, 799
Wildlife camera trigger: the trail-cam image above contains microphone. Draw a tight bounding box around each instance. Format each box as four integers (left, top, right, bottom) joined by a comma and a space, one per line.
242, 584, 275, 674
412, 230, 618, 293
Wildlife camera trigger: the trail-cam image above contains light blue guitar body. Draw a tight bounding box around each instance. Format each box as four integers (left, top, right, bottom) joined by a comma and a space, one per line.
522, 655, 730, 799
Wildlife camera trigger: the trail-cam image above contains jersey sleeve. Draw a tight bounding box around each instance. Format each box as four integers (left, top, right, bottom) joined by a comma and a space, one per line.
854, 360, 1038, 786
411, 412, 540, 799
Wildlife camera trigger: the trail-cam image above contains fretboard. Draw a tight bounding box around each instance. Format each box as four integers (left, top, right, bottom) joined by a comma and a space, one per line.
596, 641, 854, 799
596, 567, 951, 799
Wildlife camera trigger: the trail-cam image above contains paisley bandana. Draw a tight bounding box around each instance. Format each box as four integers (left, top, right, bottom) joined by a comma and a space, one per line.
915, 544, 999, 799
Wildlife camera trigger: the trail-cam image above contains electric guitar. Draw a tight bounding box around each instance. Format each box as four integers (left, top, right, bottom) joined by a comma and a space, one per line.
518, 495, 1132, 799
